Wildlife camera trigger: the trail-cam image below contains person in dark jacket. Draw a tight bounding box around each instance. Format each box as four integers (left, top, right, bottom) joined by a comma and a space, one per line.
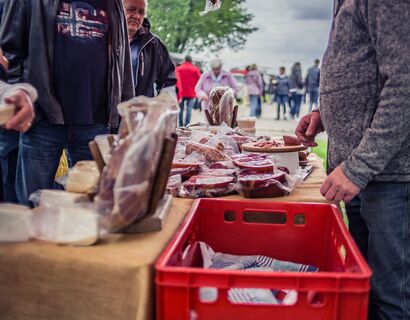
0, 0, 134, 204
124, 0, 177, 98
296, 1, 410, 318
289, 62, 304, 120
305, 59, 320, 112
275, 67, 290, 120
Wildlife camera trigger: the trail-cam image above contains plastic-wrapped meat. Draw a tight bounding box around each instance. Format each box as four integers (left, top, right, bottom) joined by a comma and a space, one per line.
170, 166, 200, 180
200, 168, 236, 178
186, 142, 226, 162
232, 153, 274, 173
166, 175, 182, 197
97, 136, 132, 206
209, 160, 235, 169
180, 175, 236, 198
96, 93, 179, 231
209, 87, 236, 126
238, 171, 287, 187
237, 172, 289, 199
231, 135, 254, 150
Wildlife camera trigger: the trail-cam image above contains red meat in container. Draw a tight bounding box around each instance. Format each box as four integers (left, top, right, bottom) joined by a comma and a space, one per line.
232, 153, 274, 173
237, 171, 289, 199
181, 175, 236, 198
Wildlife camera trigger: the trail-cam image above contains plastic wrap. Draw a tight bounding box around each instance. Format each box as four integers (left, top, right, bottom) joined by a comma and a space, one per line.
232, 153, 274, 173
0, 203, 32, 242
96, 94, 179, 231
209, 87, 236, 126
166, 174, 182, 197
199, 0, 221, 16
235, 167, 302, 199
179, 175, 236, 198
31, 203, 100, 246
66, 161, 100, 194
29, 189, 91, 208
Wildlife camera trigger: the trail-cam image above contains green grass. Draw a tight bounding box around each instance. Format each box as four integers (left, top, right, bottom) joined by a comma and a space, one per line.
311, 139, 328, 164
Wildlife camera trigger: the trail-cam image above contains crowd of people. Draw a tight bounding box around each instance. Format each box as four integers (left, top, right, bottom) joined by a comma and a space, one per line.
176, 58, 321, 124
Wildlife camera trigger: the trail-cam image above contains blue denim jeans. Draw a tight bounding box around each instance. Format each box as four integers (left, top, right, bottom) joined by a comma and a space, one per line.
276, 94, 287, 119
309, 90, 319, 112
345, 182, 410, 319
290, 94, 303, 118
179, 98, 195, 127
0, 128, 20, 202
256, 96, 262, 118
249, 95, 259, 117
16, 119, 109, 204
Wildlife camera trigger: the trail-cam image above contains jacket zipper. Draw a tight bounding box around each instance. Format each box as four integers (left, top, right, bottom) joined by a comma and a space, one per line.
135, 36, 154, 86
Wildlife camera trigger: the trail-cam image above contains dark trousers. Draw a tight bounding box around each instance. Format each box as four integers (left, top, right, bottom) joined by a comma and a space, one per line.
0, 128, 20, 202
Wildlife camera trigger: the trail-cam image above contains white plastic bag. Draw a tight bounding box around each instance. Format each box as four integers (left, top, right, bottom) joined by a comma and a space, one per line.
199, 0, 221, 16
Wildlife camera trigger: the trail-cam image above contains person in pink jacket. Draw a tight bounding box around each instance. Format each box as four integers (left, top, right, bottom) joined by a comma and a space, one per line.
195, 58, 238, 112
245, 64, 263, 117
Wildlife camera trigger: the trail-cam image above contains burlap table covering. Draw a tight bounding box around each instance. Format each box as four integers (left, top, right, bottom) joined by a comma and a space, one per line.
0, 154, 327, 320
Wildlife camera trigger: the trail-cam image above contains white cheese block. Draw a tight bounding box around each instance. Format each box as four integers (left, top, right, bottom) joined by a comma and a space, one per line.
67, 161, 100, 194
55, 207, 99, 246
40, 190, 90, 207
0, 104, 16, 126
0, 203, 32, 242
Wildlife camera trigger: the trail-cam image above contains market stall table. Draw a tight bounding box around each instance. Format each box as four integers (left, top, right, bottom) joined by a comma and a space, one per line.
0, 154, 327, 320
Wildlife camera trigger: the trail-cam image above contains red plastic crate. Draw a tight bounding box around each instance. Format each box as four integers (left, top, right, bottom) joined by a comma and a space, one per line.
156, 199, 371, 320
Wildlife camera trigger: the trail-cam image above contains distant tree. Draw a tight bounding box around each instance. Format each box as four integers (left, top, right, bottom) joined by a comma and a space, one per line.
148, 0, 257, 53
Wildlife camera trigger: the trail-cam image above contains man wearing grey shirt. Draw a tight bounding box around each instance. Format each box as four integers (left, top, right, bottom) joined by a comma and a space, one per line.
296, 0, 410, 318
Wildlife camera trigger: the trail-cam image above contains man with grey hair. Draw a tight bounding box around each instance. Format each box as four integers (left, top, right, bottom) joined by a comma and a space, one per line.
195, 58, 238, 112
123, 0, 177, 97
296, 0, 410, 318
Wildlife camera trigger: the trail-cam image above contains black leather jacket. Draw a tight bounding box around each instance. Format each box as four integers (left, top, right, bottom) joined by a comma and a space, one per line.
132, 19, 176, 97
0, 0, 134, 128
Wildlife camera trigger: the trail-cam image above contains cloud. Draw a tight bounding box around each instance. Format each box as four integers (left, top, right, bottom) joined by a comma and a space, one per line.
285, 0, 333, 20
196, 0, 333, 74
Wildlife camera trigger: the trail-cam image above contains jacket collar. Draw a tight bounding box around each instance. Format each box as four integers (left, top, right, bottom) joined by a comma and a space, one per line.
131, 18, 152, 44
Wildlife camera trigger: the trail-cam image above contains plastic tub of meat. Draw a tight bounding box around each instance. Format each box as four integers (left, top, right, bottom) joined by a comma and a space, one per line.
156, 199, 371, 320
270, 151, 299, 174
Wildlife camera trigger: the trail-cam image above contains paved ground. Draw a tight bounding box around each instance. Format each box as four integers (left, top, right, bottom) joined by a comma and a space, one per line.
191, 101, 327, 140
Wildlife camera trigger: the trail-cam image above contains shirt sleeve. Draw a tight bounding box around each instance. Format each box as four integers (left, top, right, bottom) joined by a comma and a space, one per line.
1, 82, 38, 103
0, 0, 30, 83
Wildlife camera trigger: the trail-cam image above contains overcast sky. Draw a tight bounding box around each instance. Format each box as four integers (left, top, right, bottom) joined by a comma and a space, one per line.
199, 0, 333, 74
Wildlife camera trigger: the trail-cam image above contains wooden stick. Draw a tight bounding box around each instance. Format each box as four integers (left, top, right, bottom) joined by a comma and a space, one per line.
88, 141, 105, 174
146, 133, 178, 217
107, 135, 115, 148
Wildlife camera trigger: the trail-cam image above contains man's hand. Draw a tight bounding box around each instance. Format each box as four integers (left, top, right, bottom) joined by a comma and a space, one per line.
0, 48, 9, 71
4, 89, 35, 133
321, 166, 361, 203
295, 111, 324, 147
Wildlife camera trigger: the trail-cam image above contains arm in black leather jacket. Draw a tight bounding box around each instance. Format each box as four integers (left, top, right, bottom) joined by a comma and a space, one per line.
0, 0, 29, 84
